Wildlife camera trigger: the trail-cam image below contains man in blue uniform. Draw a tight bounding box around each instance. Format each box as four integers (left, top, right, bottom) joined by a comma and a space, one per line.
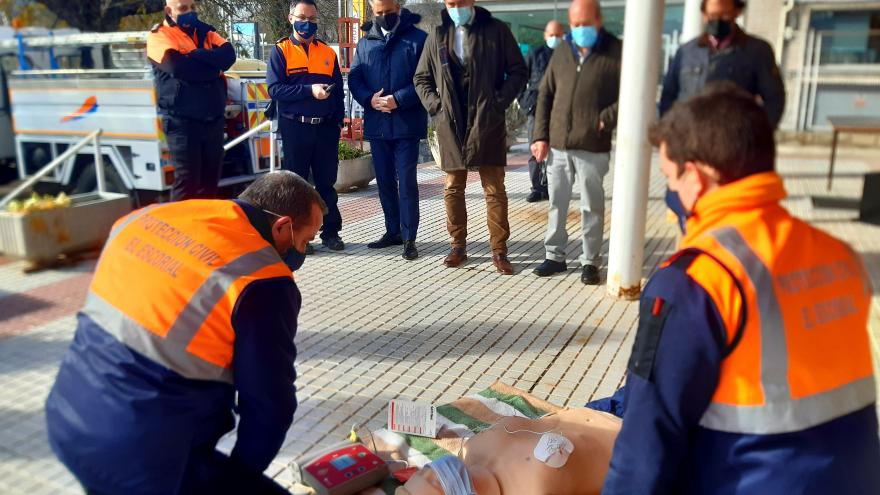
348, 0, 427, 260
268, 0, 346, 251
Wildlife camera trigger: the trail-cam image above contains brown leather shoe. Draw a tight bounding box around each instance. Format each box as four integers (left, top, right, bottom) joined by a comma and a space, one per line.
492, 254, 514, 275
444, 248, 468, 267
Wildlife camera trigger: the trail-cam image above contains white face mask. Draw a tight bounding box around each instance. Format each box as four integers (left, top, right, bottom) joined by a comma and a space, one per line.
546, 36, 561, 49
428, 455, 476, 495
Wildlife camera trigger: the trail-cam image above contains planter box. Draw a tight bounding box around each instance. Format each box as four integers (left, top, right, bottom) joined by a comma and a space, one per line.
335, 154, 375, 193
0, 193, 131, 263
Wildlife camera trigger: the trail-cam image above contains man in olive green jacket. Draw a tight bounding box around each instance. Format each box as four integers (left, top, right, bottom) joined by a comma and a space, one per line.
414, 1, 527, 275
531, 0, 621, 285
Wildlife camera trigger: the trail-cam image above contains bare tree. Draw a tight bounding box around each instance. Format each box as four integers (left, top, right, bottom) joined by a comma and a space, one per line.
35, 0, 165, 32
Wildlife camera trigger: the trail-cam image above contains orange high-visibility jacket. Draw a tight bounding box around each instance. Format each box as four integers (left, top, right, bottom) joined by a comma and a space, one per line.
84, 200, 292, 383
603, 171, 879, 494
679, 171, 875, 434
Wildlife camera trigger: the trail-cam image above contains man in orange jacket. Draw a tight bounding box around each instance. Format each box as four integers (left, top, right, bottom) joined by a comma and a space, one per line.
147, 0, 235, 201
602, 82, 880, 494
46, 171, 325, 494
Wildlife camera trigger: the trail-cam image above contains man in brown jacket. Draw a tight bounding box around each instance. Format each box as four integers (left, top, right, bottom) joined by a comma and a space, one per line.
414, 0, 527, 275
531, 0, 621, 285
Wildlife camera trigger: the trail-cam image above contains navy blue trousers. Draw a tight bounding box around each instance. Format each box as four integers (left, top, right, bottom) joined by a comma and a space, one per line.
279, 117, 342, 239
370, 138, 420, 241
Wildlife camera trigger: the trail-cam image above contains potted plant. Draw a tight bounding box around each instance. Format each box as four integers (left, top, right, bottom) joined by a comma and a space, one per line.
335, 141, 375, 192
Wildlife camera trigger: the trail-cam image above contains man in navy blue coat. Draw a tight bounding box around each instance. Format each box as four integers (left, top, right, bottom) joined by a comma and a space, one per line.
348, 0, 427, 260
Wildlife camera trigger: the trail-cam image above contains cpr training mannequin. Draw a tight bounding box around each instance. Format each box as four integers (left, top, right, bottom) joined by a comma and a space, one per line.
396, 408, 621, 495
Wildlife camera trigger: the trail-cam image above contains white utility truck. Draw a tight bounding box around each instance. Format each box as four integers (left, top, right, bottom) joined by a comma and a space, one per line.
4, 31, 277, 203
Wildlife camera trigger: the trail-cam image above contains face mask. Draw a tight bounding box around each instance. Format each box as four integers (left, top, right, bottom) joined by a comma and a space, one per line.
264, 209, 308, 271
546, 36, 561, 49
176, 11, 199, 31
428, 456, 476, 495
665, 188, 689, 234
375, 12, 400, 32
706, 19, 732, 40
293, 20, 318, 40
447, 7, 473, 28
571, 25, 598, 48
283, 242, 307, 272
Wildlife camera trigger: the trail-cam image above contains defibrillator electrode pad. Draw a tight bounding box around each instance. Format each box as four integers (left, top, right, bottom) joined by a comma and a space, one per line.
533, 432, 575, 468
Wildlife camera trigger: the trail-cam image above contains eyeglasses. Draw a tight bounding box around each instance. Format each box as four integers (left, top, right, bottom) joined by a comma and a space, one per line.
291, 15, 318, 23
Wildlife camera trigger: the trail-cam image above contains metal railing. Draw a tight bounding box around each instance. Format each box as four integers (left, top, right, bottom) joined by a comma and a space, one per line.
0, 129, 107, 210
222, 119, 279, 172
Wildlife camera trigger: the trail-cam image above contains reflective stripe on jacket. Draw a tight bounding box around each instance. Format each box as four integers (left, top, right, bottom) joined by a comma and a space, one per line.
86, 200, 292, 383
678, 172, 875, 434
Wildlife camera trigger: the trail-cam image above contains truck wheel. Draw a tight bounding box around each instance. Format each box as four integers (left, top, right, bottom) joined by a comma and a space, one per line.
73, 162, 128, 195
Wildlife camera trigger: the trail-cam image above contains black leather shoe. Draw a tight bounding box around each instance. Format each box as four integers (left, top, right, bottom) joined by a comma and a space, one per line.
402, 241, 418, 260
581, 264, 601, 285
305, 243, 315, 255
322, 236, 345, 251
368, 233, 403, 249
526, 191, 543, 203
534, 259, 567, 277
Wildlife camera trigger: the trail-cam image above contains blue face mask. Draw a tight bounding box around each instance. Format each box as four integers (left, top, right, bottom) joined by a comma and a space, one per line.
571, 25, 598, 48
293, 20, 318, 40
428, 456, 476, 495
175, 11, 199, 30
665, 188, 689, 234
447, 7, 473, 28
546, 36, 561, 49
264, 209, 308, 272
283, 244, 307, 272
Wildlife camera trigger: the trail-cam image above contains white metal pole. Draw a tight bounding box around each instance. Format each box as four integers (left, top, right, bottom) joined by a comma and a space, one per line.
606, 0, 666, 300
269, 131, 277, 172
0, 129, 103, 209
681, 0, 703, 43
94, 134, 107, 194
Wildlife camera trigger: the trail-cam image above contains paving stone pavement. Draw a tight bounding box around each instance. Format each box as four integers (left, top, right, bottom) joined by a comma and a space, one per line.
0, 144, 877, 493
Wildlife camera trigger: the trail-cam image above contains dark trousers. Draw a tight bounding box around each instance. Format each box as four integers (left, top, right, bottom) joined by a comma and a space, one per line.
370, 138, 420, 241
163, 116, 225, 201
279, 117, 342, 239
527, 115, 548, 195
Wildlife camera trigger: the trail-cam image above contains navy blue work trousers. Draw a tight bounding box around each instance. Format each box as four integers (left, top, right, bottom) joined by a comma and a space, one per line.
163, 116, 225, 201
369, 138, 420, 241
279, 117, 342, 239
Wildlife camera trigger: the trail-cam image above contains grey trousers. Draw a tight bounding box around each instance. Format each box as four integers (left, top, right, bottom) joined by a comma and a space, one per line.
544, 148, 610, 266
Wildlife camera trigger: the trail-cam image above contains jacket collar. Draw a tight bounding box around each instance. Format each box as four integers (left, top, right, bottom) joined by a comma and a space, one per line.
682, 171, 787, 244
232, 199, 275, 246
362, 8, 421, 40
696, 22, 748, 49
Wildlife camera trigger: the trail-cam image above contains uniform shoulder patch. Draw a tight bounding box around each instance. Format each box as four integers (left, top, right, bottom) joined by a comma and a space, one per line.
627, 295, 673, 381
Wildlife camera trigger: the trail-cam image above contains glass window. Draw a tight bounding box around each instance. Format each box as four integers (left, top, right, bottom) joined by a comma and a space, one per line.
810, 10, 880, 64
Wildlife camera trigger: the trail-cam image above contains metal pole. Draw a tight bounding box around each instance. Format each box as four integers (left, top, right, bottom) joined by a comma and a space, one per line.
269, 131, 277, 172
223, 120, 271, 151
681, 0, 703, 43
0, 129, 103, 209
606, 0, 666, 300
94, 134, 107, 194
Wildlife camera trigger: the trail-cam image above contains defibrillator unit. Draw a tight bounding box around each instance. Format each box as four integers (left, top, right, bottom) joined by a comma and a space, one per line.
299, 441, 389, 495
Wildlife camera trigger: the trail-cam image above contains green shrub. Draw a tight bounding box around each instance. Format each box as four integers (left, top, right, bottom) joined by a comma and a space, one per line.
339, 141, 369, 160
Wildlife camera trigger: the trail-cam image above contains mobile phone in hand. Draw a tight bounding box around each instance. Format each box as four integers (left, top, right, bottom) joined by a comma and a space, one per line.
325, 83, 336, 93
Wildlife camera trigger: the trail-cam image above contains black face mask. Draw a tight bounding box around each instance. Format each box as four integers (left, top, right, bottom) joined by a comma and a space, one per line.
283, 246, 306, 272
706, 19, 733, 40
375, 12, 399, 32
